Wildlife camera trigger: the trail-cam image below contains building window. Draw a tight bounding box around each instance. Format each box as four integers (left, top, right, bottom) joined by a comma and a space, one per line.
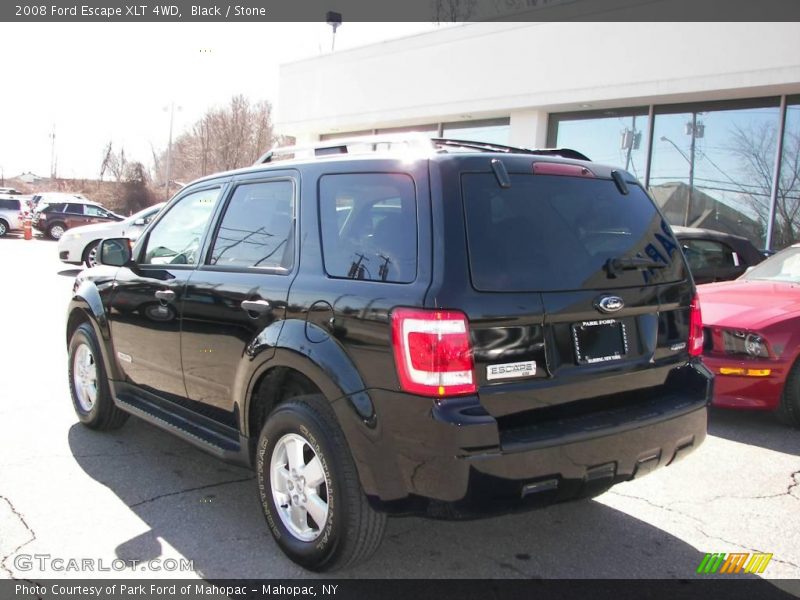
772, 97, 800, 251
319, 130, 374, 141
548, 108, 650, 181
442, 118, 510, 145
648, 98, 781, 250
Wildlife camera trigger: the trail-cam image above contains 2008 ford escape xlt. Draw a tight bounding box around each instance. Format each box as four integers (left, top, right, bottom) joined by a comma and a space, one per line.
66, 137, 712, 571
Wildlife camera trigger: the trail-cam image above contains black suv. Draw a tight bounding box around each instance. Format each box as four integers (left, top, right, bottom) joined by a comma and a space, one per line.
66, 138, 712, 571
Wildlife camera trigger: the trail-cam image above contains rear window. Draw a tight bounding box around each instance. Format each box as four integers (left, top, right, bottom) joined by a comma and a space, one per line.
462, 173, 685, 292
0, 199, 20, 210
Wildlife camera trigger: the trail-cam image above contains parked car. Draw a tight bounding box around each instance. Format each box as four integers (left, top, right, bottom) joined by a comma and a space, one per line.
0, 187, 22, 195
33, 198, 122, 240
672, 226, 765, 284
698, 244, 800, 426
58, 203, 165, 267
66, 137, 711, 570
0, 196, 25, 237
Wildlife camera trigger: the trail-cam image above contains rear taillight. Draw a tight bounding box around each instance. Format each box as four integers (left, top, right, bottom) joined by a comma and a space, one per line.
391, 308, 476, 397
688, 295, 703, 357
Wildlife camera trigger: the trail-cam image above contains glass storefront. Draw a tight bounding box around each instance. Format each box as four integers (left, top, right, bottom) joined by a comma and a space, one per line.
442, 118, 510, 146
549, 109, 649, 181
773, 98, 800, 251
550, 97, 794, 251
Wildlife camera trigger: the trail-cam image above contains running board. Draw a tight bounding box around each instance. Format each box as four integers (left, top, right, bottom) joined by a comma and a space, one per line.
115, 392, 246, 463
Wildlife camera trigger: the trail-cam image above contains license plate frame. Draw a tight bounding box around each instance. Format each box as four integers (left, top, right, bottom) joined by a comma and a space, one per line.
572, 318, 628, 364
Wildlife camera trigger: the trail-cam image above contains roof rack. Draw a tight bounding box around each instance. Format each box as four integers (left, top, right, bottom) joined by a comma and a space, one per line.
255, 134, 590, 164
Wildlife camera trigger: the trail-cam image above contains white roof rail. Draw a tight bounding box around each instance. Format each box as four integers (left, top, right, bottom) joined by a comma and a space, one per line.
255, 133, 436, 165
254, 135, 592, 165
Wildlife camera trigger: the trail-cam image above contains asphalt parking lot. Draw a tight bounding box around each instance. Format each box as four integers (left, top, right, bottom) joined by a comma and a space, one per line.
1, 234, 799, 582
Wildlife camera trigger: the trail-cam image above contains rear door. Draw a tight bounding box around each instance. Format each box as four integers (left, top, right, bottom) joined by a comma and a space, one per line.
448, 159, 692, 419
179, 173, 297, 426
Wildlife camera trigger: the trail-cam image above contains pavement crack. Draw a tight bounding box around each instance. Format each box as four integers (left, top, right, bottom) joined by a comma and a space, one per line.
607, 490, 703, 523
128, 476, 254, 508
0, 495, 37, 580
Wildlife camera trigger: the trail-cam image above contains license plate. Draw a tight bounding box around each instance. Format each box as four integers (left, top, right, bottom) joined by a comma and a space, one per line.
572, 319, 628, 364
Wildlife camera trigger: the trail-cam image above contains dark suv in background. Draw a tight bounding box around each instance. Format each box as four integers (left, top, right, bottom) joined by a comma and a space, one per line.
66, 137, 712, 571
34, 198, 122, 240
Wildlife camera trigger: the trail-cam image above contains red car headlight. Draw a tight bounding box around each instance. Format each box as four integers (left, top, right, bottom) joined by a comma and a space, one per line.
721, 330, 770, 358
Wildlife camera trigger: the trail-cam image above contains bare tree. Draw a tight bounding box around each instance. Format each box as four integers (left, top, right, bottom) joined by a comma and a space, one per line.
730, 123, 800, 249
433, 0, 477, 21
99, 141, 113, 181
155, 95, 282, 184
120, 162, 154, 214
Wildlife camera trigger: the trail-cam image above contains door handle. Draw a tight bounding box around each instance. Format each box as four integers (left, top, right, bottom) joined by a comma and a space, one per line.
241, 299, 271, 316
155, 289, 176, 302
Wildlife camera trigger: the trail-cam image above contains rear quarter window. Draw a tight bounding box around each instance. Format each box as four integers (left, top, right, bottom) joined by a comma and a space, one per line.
319, 173, 417, 283
461, 173, 686, 292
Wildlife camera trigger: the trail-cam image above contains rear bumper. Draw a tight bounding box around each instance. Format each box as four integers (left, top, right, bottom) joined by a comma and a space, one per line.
702, 354, 786, 410
353, 363, 711, 512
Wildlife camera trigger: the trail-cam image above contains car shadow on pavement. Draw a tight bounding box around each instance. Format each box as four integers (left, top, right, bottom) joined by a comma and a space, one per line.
708, 408, 800, 455
57, 268, 82, 277
65, 418, 756, 580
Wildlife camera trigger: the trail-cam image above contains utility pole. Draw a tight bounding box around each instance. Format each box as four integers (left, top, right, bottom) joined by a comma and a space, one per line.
49, 124, 57, 179
685, 112, 697, 227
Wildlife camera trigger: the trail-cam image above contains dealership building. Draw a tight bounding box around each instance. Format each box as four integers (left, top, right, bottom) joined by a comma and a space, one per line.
277, 22, 800, 251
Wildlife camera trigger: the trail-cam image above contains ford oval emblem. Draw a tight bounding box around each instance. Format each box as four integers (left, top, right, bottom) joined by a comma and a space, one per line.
595, 295, 624, 313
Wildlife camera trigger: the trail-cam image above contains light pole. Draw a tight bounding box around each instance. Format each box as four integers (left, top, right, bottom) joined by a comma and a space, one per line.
163, 102, 181, 201
326, 11, 342, 52
661, 117, 703, 227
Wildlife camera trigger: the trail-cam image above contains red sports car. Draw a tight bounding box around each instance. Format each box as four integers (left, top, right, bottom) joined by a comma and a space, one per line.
698, 244, 800, 426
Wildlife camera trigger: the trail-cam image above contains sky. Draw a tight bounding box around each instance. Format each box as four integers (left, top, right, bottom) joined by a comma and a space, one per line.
0, 22, 441, 181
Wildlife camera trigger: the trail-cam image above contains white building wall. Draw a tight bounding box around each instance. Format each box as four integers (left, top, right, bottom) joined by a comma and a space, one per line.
277, 22, 800, 140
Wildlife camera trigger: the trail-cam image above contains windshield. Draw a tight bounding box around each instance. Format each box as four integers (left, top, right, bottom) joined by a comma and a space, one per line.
741, 246, 800, 283
461, 173, 686, 292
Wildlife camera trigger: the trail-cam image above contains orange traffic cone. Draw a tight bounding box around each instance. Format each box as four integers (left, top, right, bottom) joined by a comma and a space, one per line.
23, 217, 32, 240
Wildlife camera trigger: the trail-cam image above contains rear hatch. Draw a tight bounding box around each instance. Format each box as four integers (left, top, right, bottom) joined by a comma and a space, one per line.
437, 156, 696, 429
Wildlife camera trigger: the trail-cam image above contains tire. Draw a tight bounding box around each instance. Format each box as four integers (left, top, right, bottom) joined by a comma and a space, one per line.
68, 322, 129, 430
0, 219, 8, 237
256, 394, 386, 571
48, 222, 66, 240
83, 240, 101, 268
778, 360, 800, 427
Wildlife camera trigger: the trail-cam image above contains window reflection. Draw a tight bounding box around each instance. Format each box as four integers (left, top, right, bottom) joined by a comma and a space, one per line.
773, 101, 800, 250
443, 118, 510, 146
648, 101, 780, 249
551, 110, 649, 180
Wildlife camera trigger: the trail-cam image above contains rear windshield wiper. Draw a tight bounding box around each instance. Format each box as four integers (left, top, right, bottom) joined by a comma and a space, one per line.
605, 257, 667, 278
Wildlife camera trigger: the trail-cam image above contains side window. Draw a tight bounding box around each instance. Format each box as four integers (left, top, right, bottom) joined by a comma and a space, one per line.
65, 203, 84, 214
319, 173, 417, 283
681, 239, 736, 271
209, 180, 295, 270
142, 188, 220, 265
84, 205, 107, 217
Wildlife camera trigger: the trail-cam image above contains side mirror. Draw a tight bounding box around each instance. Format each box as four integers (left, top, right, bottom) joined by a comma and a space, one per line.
98, 238, 133, 267
133, 218, 145, 226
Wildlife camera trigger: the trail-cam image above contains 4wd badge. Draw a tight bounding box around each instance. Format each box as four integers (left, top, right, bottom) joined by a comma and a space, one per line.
487, 360, 537, 381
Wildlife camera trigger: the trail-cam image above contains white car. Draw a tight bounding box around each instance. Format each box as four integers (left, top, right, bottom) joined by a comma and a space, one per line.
58, 203, 165, 267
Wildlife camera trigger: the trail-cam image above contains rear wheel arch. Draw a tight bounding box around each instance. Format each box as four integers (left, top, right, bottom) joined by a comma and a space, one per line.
247, 366, 323, 444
